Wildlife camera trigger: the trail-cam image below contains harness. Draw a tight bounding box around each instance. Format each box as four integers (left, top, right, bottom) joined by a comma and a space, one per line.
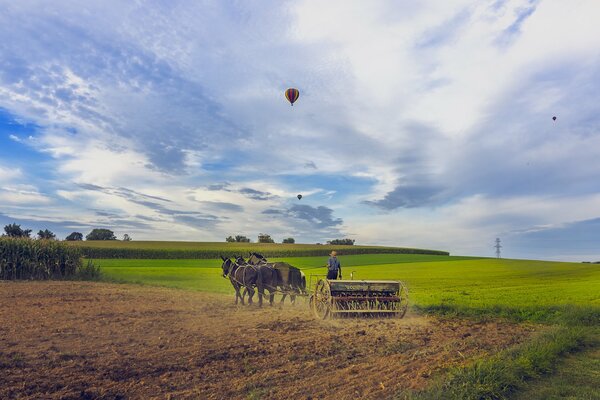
224, 258, 306, 297
225, 259, 257, 289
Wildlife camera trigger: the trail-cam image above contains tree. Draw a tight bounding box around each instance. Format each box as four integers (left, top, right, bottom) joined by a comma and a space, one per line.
37, 229, 56, 240
258, 233, 274, 243
327, 238, 355, 245
3, 223, 32, 238
282, 237, 295, 244
226, 235, 251, 243
235, 235, 251, 243
123, 234, 132, 241
65, 232, 83, 241
86, 229, 117, 241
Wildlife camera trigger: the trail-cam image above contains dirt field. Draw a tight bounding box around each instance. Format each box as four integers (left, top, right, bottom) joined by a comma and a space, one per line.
0, 281, 536, 400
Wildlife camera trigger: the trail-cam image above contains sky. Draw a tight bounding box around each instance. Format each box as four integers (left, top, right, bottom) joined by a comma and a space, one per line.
0, 0, 599, 261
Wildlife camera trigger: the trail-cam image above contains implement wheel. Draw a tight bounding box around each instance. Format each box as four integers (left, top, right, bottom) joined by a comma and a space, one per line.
312, 279, 332, 319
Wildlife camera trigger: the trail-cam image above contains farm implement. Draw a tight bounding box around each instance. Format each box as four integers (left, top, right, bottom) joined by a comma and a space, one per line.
310, 278, 409, 319
220, 253, 409, 319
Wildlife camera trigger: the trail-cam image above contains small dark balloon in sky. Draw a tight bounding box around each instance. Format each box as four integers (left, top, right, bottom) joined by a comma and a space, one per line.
552, 116, 557, 121
297, 194, 303, 200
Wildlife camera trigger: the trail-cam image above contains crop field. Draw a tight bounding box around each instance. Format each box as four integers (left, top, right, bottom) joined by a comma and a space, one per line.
65, 240, 449, 258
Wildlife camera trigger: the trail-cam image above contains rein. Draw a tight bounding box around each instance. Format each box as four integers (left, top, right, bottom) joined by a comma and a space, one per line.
225, 258, 309, 298
302, 265, 328, 270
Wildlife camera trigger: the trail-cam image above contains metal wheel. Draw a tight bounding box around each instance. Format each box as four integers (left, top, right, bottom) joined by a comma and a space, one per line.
312, 279, 332, 319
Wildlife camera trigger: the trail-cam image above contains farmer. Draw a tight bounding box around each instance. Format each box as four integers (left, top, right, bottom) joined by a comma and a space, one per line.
327, 251, 342, 280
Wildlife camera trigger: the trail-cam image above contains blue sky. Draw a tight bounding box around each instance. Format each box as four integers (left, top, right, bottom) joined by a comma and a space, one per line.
1, 0, 599, 260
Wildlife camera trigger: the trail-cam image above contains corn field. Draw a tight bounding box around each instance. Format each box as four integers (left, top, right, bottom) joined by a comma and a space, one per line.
0, 237, 82, 280
65, 241, 450, 259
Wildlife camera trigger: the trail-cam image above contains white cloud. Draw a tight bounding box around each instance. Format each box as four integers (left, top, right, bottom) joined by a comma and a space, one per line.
0, 165, 22, 181
347, 193, 600, 258
8, 134, 22, 143
59, 143, 160, 186
0, 185, 51, 205
293, 0, 600, 139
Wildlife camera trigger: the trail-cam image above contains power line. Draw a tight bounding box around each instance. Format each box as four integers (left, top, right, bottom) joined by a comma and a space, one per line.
494, 238, 502, 258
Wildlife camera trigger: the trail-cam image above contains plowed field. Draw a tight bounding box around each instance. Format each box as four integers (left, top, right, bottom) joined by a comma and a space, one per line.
0, 282, 536, 400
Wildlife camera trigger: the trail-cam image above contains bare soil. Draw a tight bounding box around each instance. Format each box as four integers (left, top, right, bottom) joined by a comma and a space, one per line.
0, 281, 536, 400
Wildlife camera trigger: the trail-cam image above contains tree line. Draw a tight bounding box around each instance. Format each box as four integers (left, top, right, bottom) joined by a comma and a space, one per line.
3, 222, 355, 245
225, 233, 355, 245
2, 223, 131, 241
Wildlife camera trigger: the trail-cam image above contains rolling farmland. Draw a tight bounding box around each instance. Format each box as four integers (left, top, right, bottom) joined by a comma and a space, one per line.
2, 243, 599, 399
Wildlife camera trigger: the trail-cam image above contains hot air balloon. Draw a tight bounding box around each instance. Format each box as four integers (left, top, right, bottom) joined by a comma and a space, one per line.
285, 88, 300, 106
297, 194, 302, 200
552, 116, 557, 121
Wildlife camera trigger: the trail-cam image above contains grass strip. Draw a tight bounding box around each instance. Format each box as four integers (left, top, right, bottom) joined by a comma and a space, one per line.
512, 344, 600, 399
397, 326, 593, 400
416, 303, 600, 326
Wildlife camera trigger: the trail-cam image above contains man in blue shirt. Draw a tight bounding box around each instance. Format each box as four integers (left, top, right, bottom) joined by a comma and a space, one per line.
327, 251, 342, 280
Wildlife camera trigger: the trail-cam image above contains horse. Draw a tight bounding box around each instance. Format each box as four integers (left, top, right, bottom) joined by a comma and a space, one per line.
220, 255, 258, 305
248, 252, 307, 304
235, 255, 279, 307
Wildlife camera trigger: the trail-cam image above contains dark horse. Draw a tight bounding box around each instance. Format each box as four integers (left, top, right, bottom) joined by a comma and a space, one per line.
220, 256, 258, 305
248, 252, 307, 304
235, 256, 279, 307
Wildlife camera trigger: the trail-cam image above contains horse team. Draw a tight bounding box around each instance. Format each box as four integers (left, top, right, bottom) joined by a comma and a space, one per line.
220, 252, 307, 306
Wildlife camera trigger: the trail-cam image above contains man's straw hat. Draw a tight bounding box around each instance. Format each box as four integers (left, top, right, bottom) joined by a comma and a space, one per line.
330, 250, 337, 256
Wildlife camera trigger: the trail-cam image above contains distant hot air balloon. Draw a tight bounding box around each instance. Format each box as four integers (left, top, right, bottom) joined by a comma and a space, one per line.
285, 88, 300, 106
297, 194, 303, 200
552, 116, 557, 121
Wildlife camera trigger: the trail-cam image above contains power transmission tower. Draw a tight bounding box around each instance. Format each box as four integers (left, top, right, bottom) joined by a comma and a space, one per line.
494, 238, 502, 258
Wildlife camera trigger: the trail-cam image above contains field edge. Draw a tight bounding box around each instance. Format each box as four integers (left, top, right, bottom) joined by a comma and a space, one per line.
396, 325, 595, 400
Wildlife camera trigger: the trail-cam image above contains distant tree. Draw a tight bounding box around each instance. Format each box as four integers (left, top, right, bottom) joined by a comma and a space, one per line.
327, 238, 355, 246
258, 233, 274, 243
86, 229, 117, 241
3, 223, 32, 238
123, 234, 132, 241
282, 237, 295, 244
37, 229, 56, 240
226, 235, 251, 243
65, 232, 83, 241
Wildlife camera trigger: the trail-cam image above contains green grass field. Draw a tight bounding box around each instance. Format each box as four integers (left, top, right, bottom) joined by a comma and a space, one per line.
98, 254, 600, 313
97, 253, 478, 294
